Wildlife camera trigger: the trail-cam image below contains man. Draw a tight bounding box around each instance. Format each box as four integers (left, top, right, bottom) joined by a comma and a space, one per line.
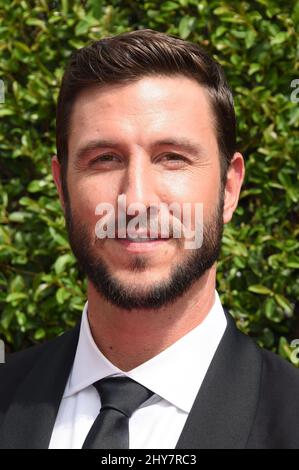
0, 29, 299, 449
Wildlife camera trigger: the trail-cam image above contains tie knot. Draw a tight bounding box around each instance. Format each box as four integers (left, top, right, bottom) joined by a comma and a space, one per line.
93, 376, 154, 418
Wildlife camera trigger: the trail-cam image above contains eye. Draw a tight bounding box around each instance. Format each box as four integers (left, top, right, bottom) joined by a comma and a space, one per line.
88, 154, 123, 170
92, 154, 120, 163
163, 153, 186, 161
158, 153, 188, 166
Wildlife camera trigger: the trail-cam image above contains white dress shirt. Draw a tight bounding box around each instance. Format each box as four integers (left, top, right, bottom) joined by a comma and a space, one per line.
49, 290, 227, 449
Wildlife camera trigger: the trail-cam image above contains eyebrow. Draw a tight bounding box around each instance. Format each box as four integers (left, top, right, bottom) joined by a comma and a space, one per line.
152, 138, 205, 157
75, 139, 120, 162
74, 137, 205, 162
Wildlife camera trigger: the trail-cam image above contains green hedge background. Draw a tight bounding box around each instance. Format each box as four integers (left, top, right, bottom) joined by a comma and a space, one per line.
0, 0, 298, 364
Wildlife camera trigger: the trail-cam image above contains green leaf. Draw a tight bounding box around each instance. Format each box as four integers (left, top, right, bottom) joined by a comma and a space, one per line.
248, 285, 273, 295
178, 17, 195, 39
6, 292, 28, 303
34, 328, 46, 340
8, 211, 30, 223
162, 1, 179, 11
245, 30, 257, 49
56, 287, 71, 304
27, 180, 48, 193
213, 6, 231, 15
1, 306, 15, 330
270, 32, 288, 45
286, 261, 299, 269
0, 108, 15, 117
54, 254, 75, 275
49, 227, 69, 248
274, 294, 293, 315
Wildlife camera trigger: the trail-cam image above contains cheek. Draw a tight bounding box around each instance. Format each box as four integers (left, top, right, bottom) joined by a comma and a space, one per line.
169, 169, 221, 232
163, 170, 219, 207
68, 176, 118, 224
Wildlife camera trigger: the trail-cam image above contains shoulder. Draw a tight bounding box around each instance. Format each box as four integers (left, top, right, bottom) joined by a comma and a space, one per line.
247, 343, 299, 448
258, 346, 299, 401
0, 326, 79, 405
0, 339, 53, 387
261, 346, 299, 381
233, 319, 299, 408
226, 310, 299, 387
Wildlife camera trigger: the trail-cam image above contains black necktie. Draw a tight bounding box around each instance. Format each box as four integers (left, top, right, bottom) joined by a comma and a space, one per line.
82, 376, 154, 449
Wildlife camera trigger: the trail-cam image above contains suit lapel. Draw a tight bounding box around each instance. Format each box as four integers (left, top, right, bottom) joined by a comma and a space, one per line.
0, 322, 80, 449
176, 313, 262, 449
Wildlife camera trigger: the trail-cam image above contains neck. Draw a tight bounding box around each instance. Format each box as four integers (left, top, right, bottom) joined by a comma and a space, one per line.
87, 266, 216, 371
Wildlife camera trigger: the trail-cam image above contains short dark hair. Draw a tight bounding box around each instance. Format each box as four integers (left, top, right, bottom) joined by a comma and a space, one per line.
56, 29, 236, 186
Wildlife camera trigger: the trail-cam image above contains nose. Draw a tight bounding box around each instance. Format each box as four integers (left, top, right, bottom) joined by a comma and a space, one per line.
120, 152, 160, 211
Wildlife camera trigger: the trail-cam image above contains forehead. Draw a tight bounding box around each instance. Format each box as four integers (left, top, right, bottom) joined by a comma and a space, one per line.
68, 75, 216, 152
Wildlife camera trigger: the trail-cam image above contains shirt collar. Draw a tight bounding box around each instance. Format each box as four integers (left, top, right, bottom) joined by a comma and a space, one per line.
64, 290, 227, 413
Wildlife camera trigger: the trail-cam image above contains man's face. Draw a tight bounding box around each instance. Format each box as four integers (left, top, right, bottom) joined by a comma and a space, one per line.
59, 76, 227, 310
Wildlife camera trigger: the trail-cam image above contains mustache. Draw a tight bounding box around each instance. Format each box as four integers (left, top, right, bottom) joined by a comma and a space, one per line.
97, 213, 188, 239
94, 197, 204, 248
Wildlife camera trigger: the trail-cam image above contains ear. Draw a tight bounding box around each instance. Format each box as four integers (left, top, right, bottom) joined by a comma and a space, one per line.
223, 152, 245, 224
51, 155, 65, 212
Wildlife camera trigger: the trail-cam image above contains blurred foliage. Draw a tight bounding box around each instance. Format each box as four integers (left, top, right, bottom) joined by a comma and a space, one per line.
0, 0, 298, 365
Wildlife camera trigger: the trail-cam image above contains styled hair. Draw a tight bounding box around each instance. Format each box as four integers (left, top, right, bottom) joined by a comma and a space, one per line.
56, 29, 236, 184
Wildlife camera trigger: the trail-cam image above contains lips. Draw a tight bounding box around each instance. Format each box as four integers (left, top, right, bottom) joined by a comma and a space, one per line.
126, 237, 159, 242
117, 228, 171, 239
116, 234, 171, 242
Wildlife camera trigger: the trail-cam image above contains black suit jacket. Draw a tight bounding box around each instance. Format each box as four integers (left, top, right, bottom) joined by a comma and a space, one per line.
0, 312, 299, 449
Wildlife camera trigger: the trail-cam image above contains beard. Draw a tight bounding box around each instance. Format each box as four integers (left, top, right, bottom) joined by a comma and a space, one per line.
64, 193, 224, 311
